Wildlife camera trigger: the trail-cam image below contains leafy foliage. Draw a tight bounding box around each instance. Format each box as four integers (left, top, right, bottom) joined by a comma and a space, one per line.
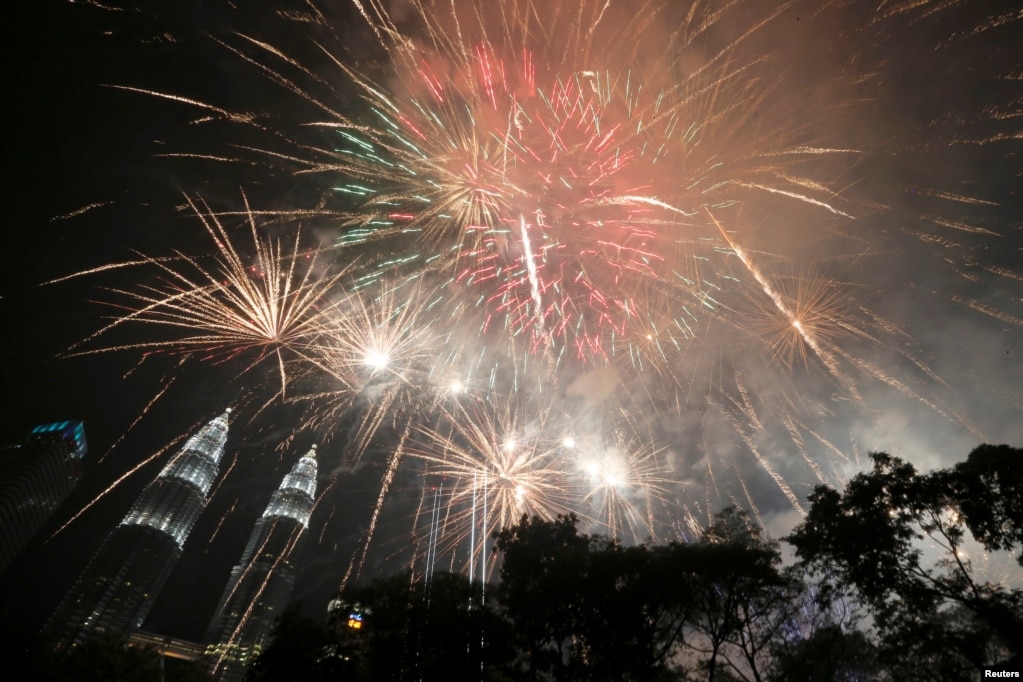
331, 570, 515, 681
947, 444, 1023, 563
493, 508, 799, 682
787, 446, 1023, 678
246, 604, 350, 682
769, 625, 878, 682
247, 445, 1021, 681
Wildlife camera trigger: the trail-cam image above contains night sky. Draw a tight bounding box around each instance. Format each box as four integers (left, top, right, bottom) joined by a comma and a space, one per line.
2, 0, 1021, 643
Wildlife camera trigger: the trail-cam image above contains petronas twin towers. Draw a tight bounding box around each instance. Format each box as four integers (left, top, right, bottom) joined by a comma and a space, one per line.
47, 409, 318, 681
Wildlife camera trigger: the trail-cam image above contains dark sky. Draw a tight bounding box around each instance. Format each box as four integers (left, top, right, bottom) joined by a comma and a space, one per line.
2, 0, 1021, 643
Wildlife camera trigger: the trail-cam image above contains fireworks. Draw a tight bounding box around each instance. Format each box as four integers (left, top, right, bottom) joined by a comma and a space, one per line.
411, 396, 576, 540
39, 0, 1023, 584
295, 274, 443, 462
406, 394, 675, 576
573, 432, 675, 543
65, 194, 348, 396
230, 1, 870, 364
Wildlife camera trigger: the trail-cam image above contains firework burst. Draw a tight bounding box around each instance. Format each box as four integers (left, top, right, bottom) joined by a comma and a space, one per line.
204, 0, 870, 365
295, 274, 442, 461
45, 0, 1023, 582
570, 431, 675, 542
66, 194, 348, 396
404, 392, 583, 571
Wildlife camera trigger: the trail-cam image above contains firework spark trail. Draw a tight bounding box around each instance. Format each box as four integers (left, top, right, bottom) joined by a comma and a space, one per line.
734, 473, 765, 531
741, 270, 865, 372
295, 275, 441, 463
209, 451, 242, 510
49, 440, 181, 541
407, 395, 589, 563
318, 505, 337, 545
199, 4, 818, 356
209, 518, 308, 677
715, 389, 805, 516
736, 183, 855, 219
606, 194, 861, 393
51, 201, 115, 221
104, 84, 251, 123
960, 298, 1023, 327
205, 500, 238, 550
412, 421, 569, 529
342, 421, 412, 590
780, 414, 829, 486
577, 438, 675, 541
137, 0, 887, 374
847, 355, 986, 442
43, 256, 183, 287
408, 482, 436, 578
426, 484, 443, 580
518, 213, 545, 339
96, 377, 176, 464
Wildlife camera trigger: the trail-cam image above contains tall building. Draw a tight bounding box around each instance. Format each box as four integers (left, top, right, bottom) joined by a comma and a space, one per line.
205, 445, 318, 681
48, 409, 231, 649
0, 421, 88, 573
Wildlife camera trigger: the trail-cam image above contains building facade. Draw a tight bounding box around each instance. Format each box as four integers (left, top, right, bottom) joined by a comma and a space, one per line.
205, 445, 318, 681
48, 410, 230, 649
0, 421, 88, 574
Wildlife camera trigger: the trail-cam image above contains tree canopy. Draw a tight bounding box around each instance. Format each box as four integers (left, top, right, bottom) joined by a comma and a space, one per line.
787, 445, 1023, 678
246, 443, 1021, 681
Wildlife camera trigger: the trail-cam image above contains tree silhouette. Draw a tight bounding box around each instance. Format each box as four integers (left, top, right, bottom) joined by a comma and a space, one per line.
769, 624, 879, 682
494, 513, 598, 680
945, 444, 1023, 563
333, 570, 515, 681
673, 507, 796, 682
493, 510, 794, 681
246, 444, 1022, 682
788, 447, 1023, 679
247, 604, 348, 682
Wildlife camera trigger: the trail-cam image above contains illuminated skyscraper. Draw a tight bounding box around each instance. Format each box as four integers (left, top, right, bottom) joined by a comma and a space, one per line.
0, 421, 88, 573
48, 409, 231, 649
205, 445, 318, 682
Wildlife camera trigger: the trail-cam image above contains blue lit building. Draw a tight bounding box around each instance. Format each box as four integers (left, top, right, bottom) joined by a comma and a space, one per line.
205, 445, 318, 681
0, 421, 88, 574
48, 410, 230, 650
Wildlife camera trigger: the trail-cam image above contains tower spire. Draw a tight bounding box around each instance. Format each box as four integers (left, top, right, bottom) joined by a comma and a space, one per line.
263, 444, 317, 527
48, 410, 230, 649
204, 445, 319, 680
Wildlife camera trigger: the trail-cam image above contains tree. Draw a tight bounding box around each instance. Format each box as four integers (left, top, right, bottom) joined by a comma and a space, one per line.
946, 444, 1023, 564
335, 570, 515, 681
495, 514, 691, 681
247, 604, 350, 682
5, 628, 212, 682
573, 542, 691, 681
678, 507, 797, 682
494, 514, 594, 680
765, 563, 880, 682
787, 447, 1023, 678
769, 625, 879, 682
58, 633, 165, 682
